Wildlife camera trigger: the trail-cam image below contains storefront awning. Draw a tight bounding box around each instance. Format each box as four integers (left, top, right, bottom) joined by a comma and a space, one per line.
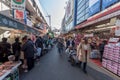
76, 3, 120, 29
0, 14, 25, 30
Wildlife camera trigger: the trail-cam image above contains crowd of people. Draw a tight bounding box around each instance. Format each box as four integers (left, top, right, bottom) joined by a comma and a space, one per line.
0, 35, 55, 72
57, 36, 107, 74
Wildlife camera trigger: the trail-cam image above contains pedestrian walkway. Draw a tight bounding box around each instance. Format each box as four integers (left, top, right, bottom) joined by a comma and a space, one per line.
21, 46, 94, 80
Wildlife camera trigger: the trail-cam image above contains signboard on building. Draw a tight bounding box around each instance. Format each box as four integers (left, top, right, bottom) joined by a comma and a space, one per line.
102, 0, 118, 10
89, 0, 101, 16
11, 0, 26, 10
115, 19, 120, 36
0, 14, 25, 30
14, 10, 24, 19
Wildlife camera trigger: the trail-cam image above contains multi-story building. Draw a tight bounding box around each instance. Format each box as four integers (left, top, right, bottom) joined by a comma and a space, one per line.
61, 0, 74, 33
0, 0, 48, 37
75, 0, 120, 38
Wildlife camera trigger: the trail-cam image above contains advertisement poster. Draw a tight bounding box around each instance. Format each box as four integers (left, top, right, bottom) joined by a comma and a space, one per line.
102, 0, 118, 10
14, 10, 24, 19
11, 0, 26, 10
89, 0, 100, 16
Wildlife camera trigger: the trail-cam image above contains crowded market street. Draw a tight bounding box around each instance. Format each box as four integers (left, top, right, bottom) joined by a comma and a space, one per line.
21, 45, 94, 80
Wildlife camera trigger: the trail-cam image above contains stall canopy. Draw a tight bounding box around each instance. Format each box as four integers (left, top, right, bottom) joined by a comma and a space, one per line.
0, 13, 25, 30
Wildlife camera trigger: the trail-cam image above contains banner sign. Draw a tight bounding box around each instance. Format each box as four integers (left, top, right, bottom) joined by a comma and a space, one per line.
11, 0, 26, 10
102, 0, 118, 10
14, 10, 24, 19
89, 0, 101, 16
0, 14, 25, 30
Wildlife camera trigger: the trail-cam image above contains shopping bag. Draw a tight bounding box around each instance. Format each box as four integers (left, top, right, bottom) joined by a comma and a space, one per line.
65, 48, 69, 54
36, 48, 42, 56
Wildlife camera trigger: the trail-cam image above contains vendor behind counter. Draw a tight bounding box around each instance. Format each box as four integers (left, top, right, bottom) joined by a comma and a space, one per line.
0, 38, 12, 63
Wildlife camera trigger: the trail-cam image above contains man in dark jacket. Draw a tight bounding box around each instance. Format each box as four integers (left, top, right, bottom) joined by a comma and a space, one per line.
35, 36, 43, 57
21, 36, 35, 71
12, 38, 21, 61
0, 38, 11, 62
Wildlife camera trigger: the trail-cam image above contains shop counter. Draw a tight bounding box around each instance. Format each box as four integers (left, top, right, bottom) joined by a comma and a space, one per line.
0, 62, 21, 80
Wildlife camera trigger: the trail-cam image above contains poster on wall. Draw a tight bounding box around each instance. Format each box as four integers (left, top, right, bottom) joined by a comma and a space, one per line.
89, 0, 101, 16
102, 0, 118, 10
11, 0, 26, 10
14, 10, 24, 19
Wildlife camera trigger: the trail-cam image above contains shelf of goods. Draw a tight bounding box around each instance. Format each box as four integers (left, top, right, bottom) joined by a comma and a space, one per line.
102, 44, 120, 76
0, 61, 21, 80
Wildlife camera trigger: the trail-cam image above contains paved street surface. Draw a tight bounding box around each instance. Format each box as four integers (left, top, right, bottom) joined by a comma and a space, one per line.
21, 46, 94, 80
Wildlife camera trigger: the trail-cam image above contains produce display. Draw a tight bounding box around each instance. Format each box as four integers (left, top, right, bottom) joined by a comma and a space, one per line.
102, 43, 120, 76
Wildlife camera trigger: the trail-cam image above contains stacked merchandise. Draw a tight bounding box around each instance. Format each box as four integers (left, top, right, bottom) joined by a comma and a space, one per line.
102, 39, 120, 76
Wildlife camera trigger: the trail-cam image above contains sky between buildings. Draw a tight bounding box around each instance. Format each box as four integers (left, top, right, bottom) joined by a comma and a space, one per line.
39, 0, 67, 30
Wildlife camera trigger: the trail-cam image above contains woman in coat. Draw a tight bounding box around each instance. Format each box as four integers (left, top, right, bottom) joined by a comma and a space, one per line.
77, 38, 91, 73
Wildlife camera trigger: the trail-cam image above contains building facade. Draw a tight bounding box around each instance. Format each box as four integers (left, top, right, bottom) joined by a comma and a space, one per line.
0, 0, 48, 35
61, 0, 74, 33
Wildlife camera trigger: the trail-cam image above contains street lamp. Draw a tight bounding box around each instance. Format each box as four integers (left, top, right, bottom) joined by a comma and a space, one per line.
46, 15, 51, 31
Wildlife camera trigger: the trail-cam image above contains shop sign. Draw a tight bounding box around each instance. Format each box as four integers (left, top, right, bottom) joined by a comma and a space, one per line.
109, 38, 119, 43
115, 26, 120, 36
84, 33, 94, 37
79, 10, 120, 29
115, 19, 120, 26
11, 0, 26, 10
14, 10, 24, 19
26, 18, 33, 27
0, 14, 25, 30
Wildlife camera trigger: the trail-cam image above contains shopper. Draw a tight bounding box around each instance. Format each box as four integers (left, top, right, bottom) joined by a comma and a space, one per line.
66, 37, 75, 49
77, 38, 91, 73
21, 36, 35, 71
57, 38, 64, 55
99, 40, 106, 62
12, 38, 21, 61
35, 36, 43, 59
0, 38, 11, 62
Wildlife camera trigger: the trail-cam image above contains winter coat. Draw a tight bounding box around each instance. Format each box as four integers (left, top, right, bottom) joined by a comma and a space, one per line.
77, 43, 91, 62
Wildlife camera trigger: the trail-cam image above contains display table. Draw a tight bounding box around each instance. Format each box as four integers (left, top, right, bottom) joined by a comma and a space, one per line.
0, 62, 21, 80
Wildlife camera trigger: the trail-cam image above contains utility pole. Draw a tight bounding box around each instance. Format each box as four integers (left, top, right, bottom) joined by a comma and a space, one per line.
46, 15, 51, 31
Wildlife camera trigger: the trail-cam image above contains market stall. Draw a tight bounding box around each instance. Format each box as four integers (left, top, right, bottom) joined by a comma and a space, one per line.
0, 61, 21, 80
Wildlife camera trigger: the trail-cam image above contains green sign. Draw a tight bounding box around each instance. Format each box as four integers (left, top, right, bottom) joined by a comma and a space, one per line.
0, 14, 25, 30
11, 0, 26, 10
13, 0, 25, 4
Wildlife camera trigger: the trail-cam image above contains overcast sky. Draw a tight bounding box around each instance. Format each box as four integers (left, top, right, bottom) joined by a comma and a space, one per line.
39, 0, 67, 29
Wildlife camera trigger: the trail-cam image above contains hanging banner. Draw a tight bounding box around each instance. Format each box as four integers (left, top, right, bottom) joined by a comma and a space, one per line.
11, 0, 26, 10
14, 10, 24, 19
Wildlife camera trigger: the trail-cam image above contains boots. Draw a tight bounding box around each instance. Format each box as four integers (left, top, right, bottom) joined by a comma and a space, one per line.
83, 62, 87, 73
77, 61, 82, 68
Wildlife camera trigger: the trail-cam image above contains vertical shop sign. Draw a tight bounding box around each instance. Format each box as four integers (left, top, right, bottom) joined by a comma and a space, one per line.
14, 10, 24, 19
115, 19, 120, 36
11, 0, 26, 10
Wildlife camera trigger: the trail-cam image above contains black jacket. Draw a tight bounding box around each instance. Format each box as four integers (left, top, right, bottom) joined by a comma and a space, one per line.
21, 40, 35, 58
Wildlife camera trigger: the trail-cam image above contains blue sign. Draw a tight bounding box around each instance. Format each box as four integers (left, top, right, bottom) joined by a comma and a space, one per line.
102, 0, 118, 10
89, 0, 101, 16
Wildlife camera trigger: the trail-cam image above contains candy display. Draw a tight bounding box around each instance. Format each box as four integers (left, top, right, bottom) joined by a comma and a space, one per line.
102, 41, 120, 76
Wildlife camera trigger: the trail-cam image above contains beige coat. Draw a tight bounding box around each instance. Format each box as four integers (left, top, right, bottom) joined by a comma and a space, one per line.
77, 43, 91, 62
